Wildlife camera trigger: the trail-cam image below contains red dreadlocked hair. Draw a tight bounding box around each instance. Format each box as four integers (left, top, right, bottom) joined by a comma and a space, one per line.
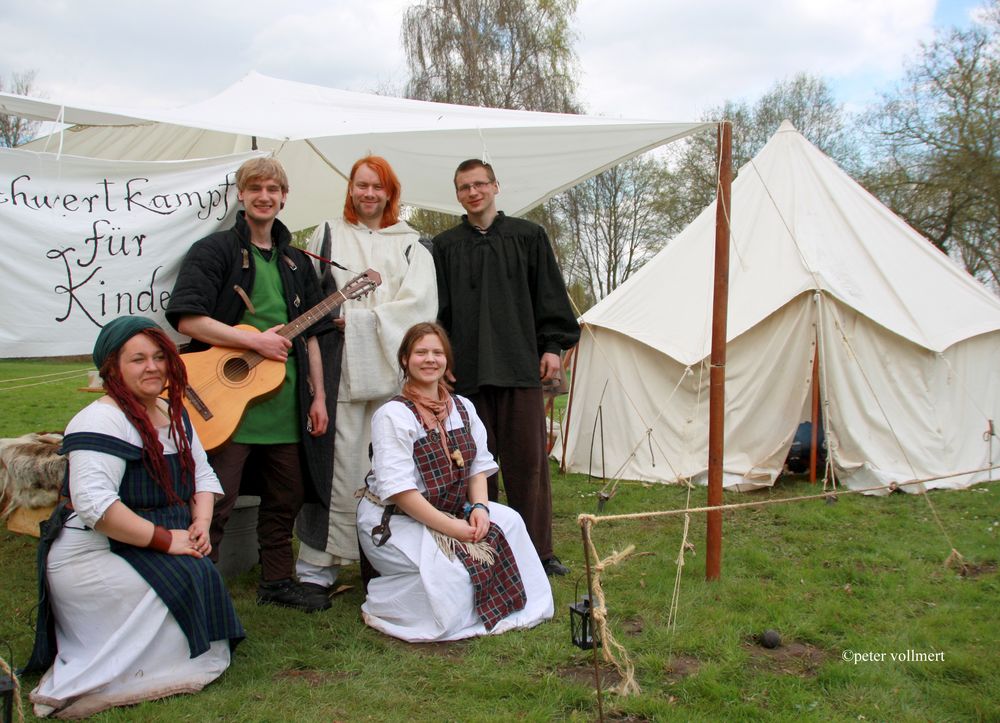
99, 327, 195, 506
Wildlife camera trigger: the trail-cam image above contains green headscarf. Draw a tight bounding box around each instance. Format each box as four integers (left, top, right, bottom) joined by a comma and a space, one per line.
92, 316, 161, 369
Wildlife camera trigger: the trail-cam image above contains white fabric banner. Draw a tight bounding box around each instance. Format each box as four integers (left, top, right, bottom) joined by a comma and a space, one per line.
0, 148, 262, 358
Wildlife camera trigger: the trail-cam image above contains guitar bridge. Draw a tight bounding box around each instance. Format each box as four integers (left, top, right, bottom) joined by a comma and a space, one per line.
185, 385, 214, 421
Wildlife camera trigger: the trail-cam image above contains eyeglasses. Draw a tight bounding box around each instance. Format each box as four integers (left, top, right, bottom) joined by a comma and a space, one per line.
456, 180, 495, 195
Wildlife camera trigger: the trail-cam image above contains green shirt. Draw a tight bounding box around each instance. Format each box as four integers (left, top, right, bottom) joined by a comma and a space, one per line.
232, 246, 301, 444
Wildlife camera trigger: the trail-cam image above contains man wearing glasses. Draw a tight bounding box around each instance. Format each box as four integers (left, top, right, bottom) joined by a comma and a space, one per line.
432, 159, 580, 577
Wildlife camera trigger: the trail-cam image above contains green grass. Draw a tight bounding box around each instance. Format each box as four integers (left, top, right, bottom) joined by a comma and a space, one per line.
2, 361, 999, 721
0, 359, 94, 437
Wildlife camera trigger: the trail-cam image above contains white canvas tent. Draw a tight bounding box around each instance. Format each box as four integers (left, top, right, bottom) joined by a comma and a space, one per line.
4, 71, 712, 230
559, 121, 1000, 494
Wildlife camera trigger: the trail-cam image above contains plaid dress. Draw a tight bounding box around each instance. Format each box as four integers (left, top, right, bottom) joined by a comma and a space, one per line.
396, 396, 527, 630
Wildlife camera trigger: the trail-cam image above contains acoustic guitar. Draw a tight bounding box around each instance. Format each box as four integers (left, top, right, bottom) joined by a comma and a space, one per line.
179, 268, 382, 452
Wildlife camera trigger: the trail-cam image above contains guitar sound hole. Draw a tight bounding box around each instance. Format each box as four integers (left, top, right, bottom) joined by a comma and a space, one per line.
222, 357, 251, 383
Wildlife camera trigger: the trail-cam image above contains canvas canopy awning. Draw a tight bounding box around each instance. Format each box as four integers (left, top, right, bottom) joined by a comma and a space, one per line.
3, 71, 713, 230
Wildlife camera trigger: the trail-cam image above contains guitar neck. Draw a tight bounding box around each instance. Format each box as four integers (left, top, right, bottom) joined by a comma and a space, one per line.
277, 289, 348, 343
230, 269, 379, 367
232, 291, 345, 372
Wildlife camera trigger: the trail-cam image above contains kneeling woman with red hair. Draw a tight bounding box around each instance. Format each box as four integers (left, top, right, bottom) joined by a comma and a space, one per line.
357, 322, 553, 641
26, 316, 244, 719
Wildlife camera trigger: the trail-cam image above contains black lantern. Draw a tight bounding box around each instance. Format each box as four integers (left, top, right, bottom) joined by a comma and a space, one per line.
569, 589, 602, 650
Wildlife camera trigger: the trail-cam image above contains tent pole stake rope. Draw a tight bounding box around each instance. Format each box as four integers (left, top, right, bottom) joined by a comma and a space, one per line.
810, 341, 820, 482
580, 465, 992, 527
0, 653, 24, 723
580, 517, 640, 697
580, 520, 606, 721
559, 342, 581, 472
594, 367, 694, 504
706, 120, 733, 581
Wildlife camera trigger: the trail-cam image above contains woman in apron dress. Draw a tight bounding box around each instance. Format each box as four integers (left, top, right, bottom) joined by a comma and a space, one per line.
357, 322, 553, 642
27, 316, 244, 719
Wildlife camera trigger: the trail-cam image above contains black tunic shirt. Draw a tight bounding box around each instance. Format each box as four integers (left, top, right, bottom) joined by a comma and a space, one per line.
433, 213, 580, 396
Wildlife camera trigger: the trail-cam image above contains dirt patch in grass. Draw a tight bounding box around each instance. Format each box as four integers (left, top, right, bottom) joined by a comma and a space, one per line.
744, 638, 831, 677
274, 668, 353, 686
636, 517, 665, 533
604, 712, 654, 722
959, 561, 997, 578
557, 661, 623, 690
390, 638, 469, 658
664, 654, 701, 683
621, 616, 644, 635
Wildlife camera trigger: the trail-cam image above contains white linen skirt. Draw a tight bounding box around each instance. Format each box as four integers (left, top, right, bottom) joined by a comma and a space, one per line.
358, 499, 554, 642
30, 520, 231, 719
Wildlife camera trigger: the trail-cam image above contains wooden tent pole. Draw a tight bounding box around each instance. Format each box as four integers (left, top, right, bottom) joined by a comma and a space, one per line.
810, 341, 820, 483
560, 340, 581, 472
706, 121, 732, 582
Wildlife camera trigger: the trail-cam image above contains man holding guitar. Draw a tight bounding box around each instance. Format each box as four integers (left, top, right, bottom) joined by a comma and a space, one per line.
167, 158, 334, 613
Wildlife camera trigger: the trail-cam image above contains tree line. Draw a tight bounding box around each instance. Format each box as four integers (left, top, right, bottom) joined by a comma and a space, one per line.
401, 0, 1000, 307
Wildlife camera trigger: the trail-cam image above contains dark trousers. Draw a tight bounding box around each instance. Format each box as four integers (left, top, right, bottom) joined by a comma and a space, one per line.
209, 442, 305, 582
468, 386, 553, 560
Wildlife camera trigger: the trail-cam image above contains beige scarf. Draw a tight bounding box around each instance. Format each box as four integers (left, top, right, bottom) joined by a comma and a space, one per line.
401, 380, 464, 467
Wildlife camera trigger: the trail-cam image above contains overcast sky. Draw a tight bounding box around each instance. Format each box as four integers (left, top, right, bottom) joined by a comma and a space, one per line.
0, 0, 986, 122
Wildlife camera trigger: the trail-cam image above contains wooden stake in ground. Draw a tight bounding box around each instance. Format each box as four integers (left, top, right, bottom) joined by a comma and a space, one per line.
706, 120, 732, 581
810, 342, 820, 483
581, 522, 605, 721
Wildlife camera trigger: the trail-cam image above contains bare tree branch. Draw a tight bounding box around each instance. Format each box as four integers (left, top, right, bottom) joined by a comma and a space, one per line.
0, 70, 41, 147
860, 4, 1000, 290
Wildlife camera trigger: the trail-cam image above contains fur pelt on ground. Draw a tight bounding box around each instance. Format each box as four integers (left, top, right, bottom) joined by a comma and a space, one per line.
0, 433, 64, 518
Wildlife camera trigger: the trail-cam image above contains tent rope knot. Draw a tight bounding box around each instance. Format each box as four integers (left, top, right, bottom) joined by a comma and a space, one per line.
944, 547, 968, 574
589, 544, 640, 696
578, 514, 641, 695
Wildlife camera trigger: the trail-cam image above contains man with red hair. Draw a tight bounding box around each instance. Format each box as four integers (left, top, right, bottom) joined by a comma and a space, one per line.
295, 155, 437, 595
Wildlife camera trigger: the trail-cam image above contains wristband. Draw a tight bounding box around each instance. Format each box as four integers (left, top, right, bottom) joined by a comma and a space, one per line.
463, 502, 489, 520
147, 524, 172, 553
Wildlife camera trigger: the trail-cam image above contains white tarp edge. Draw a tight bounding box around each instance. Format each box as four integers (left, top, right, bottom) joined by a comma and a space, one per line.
5, 72, 714, 225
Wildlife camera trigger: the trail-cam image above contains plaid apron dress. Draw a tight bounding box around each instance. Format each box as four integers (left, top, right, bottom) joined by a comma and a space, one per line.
397, 396, 527, 630
25, 414, 244, 673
